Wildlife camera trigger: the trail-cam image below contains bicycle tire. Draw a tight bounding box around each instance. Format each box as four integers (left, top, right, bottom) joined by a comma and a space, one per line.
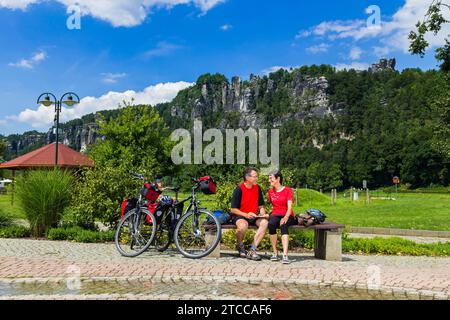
115, 208, 157, 257
174, 209, 221, 259
155, 213, 172, 252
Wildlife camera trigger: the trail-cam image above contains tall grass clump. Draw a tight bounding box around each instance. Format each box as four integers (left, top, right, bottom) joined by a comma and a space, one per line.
15, 169, 73, 236
0, 207, 14, 227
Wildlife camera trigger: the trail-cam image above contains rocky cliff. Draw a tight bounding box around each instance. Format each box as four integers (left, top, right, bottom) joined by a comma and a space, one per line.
167, 69, 345, 129
4, 59, 397, 159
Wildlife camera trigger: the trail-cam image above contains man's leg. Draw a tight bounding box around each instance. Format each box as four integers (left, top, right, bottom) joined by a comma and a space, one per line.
235, 218, 249, 246
253, 218, 269, 248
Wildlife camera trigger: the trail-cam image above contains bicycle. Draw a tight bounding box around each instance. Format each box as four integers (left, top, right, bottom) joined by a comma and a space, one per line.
155, 177, 222, 259
114, 173, 158, 257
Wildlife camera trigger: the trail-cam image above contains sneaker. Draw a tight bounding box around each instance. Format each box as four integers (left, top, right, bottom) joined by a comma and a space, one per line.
270, 253, 279, 261
247, 250, 262, 261
282, 255, 291, 264
236, 244, 247, 258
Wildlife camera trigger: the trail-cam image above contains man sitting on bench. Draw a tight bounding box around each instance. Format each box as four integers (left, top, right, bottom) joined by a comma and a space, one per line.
230, 167, 269, 261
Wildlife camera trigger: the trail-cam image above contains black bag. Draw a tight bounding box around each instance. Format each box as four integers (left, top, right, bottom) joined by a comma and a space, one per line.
121, 198, 138, 218
297, 208, 327, 226
198, 176, 217, 195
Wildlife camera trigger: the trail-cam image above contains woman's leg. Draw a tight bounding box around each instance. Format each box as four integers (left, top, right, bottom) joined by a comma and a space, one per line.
280, 216, 297, 256
268, 215, 281, 254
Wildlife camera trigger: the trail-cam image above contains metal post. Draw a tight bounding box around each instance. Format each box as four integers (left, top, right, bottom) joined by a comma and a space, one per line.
55, 101, 60, 168
11, 170, 15, 206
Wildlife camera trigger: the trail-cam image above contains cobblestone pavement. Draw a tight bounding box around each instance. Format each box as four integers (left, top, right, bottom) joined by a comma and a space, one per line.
0, 239, 449, 300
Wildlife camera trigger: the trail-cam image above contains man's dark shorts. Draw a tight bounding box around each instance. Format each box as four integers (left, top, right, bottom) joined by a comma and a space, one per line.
231, 215, 259, 226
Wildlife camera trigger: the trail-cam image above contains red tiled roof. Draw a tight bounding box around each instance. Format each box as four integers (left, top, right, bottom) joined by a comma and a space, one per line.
0, 143, 94, 169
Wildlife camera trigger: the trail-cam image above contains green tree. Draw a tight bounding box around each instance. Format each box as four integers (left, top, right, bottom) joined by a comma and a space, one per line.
409, 1, 450, 159
71, 102, 177, 228
0, 139, 6, 162
409, 0, 450, 71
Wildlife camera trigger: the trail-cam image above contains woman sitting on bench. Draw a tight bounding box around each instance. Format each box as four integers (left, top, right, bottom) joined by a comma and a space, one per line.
267, 170, 298, 264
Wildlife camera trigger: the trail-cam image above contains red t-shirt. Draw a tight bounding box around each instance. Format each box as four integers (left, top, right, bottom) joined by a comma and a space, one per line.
231, 183, 264, 215
268, 187, 295, 217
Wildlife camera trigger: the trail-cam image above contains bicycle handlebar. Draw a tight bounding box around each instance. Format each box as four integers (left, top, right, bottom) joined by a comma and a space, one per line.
130, 172, 145, 180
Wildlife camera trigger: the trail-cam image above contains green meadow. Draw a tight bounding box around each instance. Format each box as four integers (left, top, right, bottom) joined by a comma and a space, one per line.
1, 188, 449, 231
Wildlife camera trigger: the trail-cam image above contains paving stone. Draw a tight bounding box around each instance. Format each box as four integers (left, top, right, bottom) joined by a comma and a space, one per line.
0, 238, 448, 300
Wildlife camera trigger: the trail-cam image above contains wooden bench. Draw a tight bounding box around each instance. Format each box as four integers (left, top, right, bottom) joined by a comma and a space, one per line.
206, 221, 345, 261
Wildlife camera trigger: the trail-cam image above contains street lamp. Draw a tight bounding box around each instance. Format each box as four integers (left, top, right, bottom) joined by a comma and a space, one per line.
37, 92, 80, 167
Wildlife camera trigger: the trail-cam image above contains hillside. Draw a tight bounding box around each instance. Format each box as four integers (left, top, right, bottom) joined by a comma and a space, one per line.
1, 60, 448, 189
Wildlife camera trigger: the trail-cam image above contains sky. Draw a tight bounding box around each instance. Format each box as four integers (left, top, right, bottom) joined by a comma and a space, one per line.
0, 0, 448, 135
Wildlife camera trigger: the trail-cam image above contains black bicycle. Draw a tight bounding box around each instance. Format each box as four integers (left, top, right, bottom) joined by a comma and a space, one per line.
114, 173, 157, 257
155, 177, 222, 259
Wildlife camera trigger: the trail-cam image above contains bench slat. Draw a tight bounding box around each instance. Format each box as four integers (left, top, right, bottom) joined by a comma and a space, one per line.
219, 221, 345, 230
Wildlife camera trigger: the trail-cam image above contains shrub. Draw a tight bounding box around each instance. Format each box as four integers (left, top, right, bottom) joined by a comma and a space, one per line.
70, 166, 141, 229
214, 180, 238, 212
342, 237, 450, 256
60, 207, 99, 231
0, 226, 31, 238
15, 169, 73, 237
46, 226, 115, 243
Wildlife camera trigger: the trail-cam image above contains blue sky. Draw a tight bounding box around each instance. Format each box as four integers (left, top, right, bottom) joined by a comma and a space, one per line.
0, 0, 447, 135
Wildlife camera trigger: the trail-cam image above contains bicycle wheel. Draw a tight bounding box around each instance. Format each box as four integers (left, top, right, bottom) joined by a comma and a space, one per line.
155, 212, 172, 252
115, 208, 157, 257
174, 209, 221, 259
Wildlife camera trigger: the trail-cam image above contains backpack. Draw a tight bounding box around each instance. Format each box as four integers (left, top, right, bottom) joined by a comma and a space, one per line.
207, 210, 231, 225
297, 208, 327, 226
198, 176, 217, 195
120, 198, 138, 219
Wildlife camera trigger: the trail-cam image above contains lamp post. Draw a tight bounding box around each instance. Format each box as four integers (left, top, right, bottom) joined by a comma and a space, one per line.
37, 92, 80, 167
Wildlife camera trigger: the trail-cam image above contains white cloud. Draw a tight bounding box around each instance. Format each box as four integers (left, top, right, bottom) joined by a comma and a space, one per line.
7, 81, 194, 129
8, 51, 46, 69
349, 47, 363, 60
220, 24, 232, 31
262, 66, 298, 75
296, 0, 450, 54
0, 0, 40, 10
373, 46, 390, 58
335, 62, 370, 71
144, 41, 183, 58
295, 30, 312, 39
0, 0, 226, 27
306, 43, 330, 54
101, 72, 127, 84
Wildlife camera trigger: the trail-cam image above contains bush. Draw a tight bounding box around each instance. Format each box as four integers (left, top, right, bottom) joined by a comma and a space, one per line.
60, 207, 99, 231
0, 226, 31, 238
15, 170, 73, 237
70, 166, 141, 229
343, 237, 450, 256
214, 180, 238, 212
46, 226, 115, 243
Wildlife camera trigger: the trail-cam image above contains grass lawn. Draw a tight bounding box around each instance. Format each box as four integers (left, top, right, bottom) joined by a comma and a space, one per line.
0, 194, 25, 219
292, 190, 450, 231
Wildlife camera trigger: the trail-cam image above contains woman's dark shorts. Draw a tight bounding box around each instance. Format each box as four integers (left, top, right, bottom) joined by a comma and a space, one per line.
268, 215, 297, 235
